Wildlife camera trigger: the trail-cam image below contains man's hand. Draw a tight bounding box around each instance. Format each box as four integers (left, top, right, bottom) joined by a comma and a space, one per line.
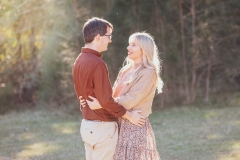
123, 110, 146, 127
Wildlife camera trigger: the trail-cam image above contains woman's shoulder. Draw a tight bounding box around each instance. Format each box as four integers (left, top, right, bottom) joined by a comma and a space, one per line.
135, 67, 156, 82
139, 67, 155, 75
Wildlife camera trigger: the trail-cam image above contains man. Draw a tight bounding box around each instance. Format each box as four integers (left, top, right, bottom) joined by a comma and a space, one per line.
72, 17, 145, 160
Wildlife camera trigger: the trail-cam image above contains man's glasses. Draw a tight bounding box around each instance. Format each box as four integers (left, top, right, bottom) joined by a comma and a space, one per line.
104, 34, 112, 40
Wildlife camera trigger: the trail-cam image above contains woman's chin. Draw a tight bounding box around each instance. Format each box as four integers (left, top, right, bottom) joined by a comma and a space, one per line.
127, 55, 132, 59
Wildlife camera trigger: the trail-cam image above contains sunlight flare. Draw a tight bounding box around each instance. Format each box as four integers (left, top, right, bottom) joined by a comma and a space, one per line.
16, 142, 60, 159
52, 123, 78, 134
218, 142, 240, 160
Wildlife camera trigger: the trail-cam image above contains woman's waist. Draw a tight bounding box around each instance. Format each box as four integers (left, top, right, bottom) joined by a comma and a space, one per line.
128, 105, 152, 118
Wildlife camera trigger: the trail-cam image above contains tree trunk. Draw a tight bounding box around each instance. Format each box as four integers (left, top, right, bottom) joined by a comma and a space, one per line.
153, 0, 167, 108
179, 0, 190, 103
205, 58, 211, 103
190, 0, 198, 103
106, 0, 111, 12
205, 38, 214, 103
132, 0, 139, 29
73, 0, 81, 53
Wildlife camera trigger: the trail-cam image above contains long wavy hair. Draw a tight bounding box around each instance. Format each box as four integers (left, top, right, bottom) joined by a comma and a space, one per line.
122, 32, 163, 94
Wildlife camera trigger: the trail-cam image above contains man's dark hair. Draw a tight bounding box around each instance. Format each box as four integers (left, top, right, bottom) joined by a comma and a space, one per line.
82, 17, 113, 43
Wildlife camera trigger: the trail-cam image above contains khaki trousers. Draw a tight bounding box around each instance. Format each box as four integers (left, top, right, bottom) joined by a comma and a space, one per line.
80, 119, 118, 160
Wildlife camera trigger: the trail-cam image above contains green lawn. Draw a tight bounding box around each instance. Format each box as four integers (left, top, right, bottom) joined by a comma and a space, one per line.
0, 106, 240, 160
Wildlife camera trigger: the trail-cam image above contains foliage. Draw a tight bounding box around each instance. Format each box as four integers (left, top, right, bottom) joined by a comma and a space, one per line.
0, 0, 45, 110
0, 0, 240, 113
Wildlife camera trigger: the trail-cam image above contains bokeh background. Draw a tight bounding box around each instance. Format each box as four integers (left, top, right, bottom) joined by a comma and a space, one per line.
1, 0, 240, 112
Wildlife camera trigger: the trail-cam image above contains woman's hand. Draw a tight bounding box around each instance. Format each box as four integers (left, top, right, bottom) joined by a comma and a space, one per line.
79, 96, 102, 110
79, 96, 87, 108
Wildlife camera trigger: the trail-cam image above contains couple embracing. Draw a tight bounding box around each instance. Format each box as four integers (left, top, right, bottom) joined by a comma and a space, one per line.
72, 17, 163, 160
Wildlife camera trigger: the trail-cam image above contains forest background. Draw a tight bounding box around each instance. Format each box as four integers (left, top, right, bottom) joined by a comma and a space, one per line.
1, 0, 240, 113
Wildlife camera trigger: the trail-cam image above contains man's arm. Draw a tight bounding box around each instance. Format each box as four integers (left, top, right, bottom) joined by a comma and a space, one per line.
80, 95, 146, 126
92, 62, 126, 117
91, 62, 146, 126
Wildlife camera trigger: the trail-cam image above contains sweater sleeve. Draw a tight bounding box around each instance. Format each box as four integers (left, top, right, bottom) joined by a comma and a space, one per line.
92, 62, 126, 117
115, 69, 157, 110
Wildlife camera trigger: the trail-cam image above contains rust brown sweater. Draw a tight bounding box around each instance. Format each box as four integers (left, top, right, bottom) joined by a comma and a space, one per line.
72, 48, 126, 121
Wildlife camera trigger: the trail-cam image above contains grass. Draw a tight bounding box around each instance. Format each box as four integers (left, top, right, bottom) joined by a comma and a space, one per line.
0, 106, 240, 160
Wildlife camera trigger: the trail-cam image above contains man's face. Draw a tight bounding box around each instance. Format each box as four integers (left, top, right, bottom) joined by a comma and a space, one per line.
99, 26, 112, 52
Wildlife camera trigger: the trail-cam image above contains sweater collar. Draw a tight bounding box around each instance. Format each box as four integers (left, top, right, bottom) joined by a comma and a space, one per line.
81, 47, 103, 58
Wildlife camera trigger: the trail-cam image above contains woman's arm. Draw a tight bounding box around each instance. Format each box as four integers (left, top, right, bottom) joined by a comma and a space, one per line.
115, 69, 156, 110
79, 96, 102, 110
80, 69, 156, 111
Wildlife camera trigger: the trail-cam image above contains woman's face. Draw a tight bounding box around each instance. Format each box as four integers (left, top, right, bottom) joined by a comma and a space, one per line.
127, 38, 143, 63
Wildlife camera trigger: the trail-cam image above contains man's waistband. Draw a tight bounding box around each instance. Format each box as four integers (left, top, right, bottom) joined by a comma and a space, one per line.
83, 119, 116, 123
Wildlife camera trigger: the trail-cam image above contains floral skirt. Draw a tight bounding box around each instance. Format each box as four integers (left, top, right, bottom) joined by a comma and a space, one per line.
113, 118, 161, 160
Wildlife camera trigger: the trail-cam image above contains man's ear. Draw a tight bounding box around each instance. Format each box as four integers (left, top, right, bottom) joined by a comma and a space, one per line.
94, 34, 101, 42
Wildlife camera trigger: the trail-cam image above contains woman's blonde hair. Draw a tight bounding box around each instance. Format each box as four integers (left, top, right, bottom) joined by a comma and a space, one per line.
122, 32, 163, 94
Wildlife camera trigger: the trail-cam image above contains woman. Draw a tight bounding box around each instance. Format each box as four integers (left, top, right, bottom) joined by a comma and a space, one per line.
82, 32, 163, 160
